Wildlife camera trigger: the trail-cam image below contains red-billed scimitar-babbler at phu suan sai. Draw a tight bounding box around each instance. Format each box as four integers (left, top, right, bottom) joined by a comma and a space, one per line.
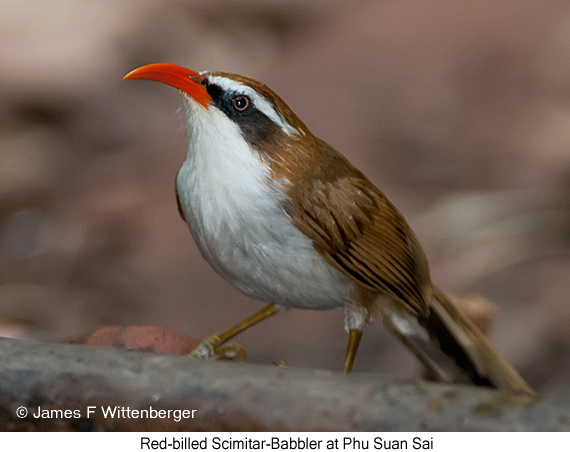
124, 63, 535, 396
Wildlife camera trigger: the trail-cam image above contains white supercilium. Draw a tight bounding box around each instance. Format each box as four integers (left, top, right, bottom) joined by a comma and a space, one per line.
206, 74, 299, 135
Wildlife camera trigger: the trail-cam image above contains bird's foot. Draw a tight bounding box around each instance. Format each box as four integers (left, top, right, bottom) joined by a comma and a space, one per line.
189, 336, 246, 361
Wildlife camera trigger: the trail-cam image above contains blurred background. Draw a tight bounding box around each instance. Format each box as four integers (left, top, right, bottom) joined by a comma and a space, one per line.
1, 0, 569, 394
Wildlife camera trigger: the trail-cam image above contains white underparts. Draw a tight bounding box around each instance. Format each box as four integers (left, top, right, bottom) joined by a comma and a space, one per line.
176, 94, 355, 311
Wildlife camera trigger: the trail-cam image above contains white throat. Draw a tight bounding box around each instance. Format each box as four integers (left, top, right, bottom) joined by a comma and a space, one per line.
175, 94, 354, 310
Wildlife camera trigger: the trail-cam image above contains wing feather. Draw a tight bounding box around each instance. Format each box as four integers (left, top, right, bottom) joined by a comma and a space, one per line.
287, 175, 431, 315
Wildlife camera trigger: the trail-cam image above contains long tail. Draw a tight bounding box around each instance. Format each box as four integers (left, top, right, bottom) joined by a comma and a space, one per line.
382, 286, 535, 395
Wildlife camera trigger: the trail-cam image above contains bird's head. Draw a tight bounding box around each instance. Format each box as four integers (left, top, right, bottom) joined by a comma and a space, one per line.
124, 64, 313, 159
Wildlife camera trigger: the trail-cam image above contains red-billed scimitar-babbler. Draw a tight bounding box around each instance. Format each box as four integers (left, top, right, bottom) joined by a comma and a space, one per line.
124, 64, 534, 395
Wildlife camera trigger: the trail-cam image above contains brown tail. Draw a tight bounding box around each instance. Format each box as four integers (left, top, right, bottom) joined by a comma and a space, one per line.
382, 286, 535, 396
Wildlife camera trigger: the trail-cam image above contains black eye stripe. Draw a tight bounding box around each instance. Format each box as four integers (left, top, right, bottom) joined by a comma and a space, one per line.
202, 79, 285, 148
205, 82, 223, 103
204, 82, 252, 115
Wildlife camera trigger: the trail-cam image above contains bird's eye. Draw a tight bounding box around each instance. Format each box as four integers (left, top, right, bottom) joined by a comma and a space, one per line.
232, 95, 250, 112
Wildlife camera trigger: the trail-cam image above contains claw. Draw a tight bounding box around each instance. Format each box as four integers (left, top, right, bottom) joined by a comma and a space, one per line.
186, 304, 279, 363
188, 338, 246, 361
188, 340, 217, 359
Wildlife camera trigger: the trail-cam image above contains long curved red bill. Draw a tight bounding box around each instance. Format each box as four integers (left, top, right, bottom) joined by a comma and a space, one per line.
124, 63, 212, 108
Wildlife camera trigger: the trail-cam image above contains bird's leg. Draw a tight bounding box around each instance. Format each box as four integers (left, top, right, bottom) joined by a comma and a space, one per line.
343, 302, 369, 373
189, 303, 281, 361
343, 328, 363, 374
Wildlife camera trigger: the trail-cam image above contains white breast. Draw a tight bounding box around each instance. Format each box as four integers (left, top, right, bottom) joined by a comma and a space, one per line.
176, 96, 354, 310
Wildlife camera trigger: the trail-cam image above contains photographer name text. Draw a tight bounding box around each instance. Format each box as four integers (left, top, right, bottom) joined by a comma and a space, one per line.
31, 406, 196, 423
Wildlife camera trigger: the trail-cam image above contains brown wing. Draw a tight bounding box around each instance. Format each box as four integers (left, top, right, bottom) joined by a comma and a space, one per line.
286, 175, 431, 315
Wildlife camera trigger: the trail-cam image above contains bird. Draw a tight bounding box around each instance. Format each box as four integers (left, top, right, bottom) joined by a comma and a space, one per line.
124, 63, 534, 395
